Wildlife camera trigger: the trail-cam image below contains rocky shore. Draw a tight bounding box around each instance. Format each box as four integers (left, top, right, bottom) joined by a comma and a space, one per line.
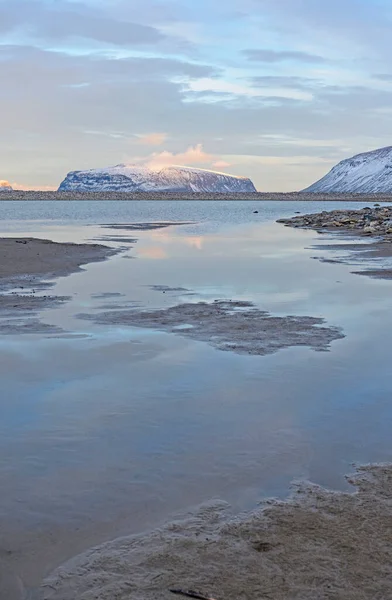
278, 205, 392, 235
278, 205, 392, 279
3, 190, 392, 201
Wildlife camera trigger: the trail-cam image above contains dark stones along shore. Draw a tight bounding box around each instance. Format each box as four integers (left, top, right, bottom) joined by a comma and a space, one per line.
278, 205, 392, 237
278, 205, 392, 279
4, 191, 392, 201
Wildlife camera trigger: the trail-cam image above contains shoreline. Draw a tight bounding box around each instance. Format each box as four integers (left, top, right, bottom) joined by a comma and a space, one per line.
0, 237, 115, 334
1, 211, 391, 598
278, 205, 392, 279
39, 462, 392, 600
2, 190, 392, 201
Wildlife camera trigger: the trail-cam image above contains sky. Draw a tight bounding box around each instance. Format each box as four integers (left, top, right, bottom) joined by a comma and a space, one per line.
2, 0, 392, 191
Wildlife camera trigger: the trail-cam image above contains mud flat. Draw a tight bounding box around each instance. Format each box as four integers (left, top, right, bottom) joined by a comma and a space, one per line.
40, 463, 392, 600
0, 237, 115, 334
79, 299, 344, 356
3, 190, 392, 201
278, 205, 392, 279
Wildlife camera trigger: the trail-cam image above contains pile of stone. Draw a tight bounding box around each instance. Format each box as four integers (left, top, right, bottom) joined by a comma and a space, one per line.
278, 206, 392, 237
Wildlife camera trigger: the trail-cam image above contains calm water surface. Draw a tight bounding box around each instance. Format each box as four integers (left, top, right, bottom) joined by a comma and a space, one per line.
1, 200, 392, 591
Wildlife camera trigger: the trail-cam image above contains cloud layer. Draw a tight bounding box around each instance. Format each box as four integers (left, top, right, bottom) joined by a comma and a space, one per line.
1, 0, 392, 190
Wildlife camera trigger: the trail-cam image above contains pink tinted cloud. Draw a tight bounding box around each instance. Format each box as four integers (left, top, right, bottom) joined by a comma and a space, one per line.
212, 160, 231, 169
12, 183, 57, 191
148, 143, 213, 168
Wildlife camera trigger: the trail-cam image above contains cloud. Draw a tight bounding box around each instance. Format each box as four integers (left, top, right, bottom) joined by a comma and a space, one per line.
187, 78, 261, 97
3, 0, 392, 192
134, 144, 232, 174
0, 179, 55, 191
250, 75, 319, 92
0, 45, 218, 87
239, 0, 392, 61
212, 160, 231, 169
0, 0, 165, 47
243, 49, 326, 64
137, 133, 168, 146
147, 144, 213, 168
372, 74, 392, 82
12, 183, 57, 191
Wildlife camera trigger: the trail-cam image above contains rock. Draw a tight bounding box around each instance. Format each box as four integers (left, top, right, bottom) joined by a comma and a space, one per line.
278, 206, 392, 241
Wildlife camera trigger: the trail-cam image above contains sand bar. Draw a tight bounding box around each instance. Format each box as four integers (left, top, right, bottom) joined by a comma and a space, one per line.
0, 237, 115, 334
79, 299, 344, 356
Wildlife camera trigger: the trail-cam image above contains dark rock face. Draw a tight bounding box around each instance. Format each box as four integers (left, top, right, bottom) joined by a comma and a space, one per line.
59, 172, 139, 192
58, 164, 257, 193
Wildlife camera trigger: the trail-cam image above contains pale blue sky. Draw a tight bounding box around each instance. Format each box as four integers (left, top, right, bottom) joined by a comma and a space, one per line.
1, 0, 392, 190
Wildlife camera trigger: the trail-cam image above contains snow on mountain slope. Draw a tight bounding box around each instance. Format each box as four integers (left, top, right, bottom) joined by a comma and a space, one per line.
0, 180, 13, 192
58, 164, 257, 193
303, 146, 392, 193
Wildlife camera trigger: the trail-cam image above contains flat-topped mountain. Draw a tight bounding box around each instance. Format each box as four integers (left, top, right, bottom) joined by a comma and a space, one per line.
58, 164, 257, 193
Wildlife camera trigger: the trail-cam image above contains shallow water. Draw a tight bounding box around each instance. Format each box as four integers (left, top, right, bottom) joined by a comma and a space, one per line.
1, 200, 392, 593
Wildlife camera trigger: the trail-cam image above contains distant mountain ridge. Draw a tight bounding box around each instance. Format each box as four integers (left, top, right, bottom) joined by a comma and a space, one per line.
58, 164, 257, 193
303, 146, 392, 193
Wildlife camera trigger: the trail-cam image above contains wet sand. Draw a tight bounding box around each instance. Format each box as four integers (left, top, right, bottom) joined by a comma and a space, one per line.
40, 463, 392, 600
0, 237, 114, 281
79, 300, 344, 356
0, 238, 115, 334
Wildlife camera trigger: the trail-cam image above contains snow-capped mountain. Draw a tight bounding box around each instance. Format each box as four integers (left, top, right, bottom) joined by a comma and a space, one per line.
58, 164, 257, 193
0, 180, 13, 192
303, 146, 392, 193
